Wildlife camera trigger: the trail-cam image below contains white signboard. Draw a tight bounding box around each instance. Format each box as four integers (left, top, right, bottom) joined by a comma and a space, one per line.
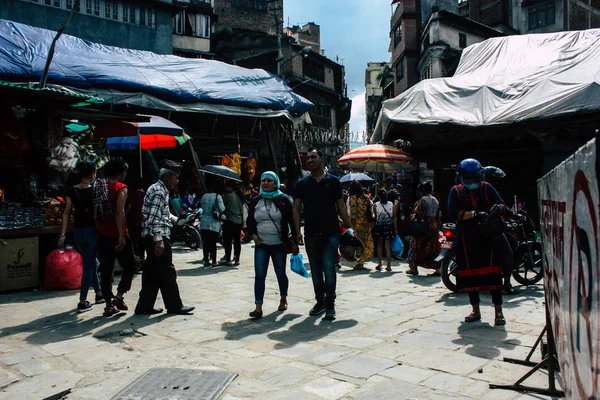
537, 138, 600, 400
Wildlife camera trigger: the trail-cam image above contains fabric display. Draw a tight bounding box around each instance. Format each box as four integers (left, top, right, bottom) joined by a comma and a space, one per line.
222, 153, 242, 176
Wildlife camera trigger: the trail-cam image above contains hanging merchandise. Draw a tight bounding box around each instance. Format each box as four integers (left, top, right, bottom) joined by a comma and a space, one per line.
232, 153, 241, 176
245, 156, 257, 182
48, 137, 79, 172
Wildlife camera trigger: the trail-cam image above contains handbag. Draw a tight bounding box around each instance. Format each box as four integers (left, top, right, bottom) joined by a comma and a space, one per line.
410, 215, 429, 237
212, 194, 226, 221
264, 199, 294, 254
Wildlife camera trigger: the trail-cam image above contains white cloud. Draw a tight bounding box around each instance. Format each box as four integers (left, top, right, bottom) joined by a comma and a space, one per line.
349, 91, 366, 138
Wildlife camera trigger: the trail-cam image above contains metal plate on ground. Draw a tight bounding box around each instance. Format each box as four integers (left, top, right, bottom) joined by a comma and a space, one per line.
112, 368, 238, 400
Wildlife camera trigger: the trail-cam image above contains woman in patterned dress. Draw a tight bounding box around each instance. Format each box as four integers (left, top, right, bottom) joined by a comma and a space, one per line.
407, 182, 440, 275
347, 181, 374, 269
373, 189, 396, 271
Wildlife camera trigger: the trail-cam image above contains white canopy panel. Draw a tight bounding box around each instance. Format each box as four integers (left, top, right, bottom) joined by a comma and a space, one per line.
372, 29, 600, 143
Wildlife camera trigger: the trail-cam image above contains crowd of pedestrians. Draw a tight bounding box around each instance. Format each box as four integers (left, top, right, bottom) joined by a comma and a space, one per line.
57, 153, 512, 326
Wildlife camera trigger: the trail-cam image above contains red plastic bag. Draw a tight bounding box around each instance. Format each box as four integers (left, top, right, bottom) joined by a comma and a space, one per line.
44, 247, 83, 290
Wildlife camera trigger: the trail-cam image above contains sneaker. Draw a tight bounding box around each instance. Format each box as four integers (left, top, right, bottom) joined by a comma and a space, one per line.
112, 297, 129, 311
77, 301, 93, 313
167, 305, 195, 315
94, 293, 105, 304
309, 302, 326, 316
324, 308, 336, 320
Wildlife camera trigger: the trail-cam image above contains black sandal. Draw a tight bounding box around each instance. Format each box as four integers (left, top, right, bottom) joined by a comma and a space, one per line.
464, 312, 481, 323
406, 269, 418, 275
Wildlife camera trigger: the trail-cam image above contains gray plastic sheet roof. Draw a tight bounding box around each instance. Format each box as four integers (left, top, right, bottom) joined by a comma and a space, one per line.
0, 19, 313, 118
371, 29, 600, 143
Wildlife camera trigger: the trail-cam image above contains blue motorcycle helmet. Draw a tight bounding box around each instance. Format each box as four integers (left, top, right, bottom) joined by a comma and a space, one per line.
457, 158, 485, 191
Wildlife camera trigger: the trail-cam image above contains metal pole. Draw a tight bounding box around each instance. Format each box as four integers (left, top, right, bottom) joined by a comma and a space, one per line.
39, 0, 81, 88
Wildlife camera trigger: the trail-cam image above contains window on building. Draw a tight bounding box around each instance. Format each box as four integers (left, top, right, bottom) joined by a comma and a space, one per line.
66, 0, 74, 9
194, 14, 211, 38
44, 0, 51, 5
232, 0, 268, 12
174, 11, 185, 34
93, 0, 100, 16
53, 0, 61, 7
393, 23, 403, 47
85, 0, 92, 14
113, 2, 119, 20
303, 58, 325, 83
395, 58, 404, 82
528, 2, 555, 29
459, 33, 467, 48
104, 0, 111, 17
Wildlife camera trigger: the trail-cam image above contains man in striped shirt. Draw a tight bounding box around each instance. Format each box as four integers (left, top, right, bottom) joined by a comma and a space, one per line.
134, 161, 194, 315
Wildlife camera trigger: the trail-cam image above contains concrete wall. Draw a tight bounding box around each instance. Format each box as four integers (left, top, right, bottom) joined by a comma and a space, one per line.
213, 0, 282, 34
510, 0, 565, 33
437, 23, 489, 47
0, 0, 173, 54
172, 34, 211, 53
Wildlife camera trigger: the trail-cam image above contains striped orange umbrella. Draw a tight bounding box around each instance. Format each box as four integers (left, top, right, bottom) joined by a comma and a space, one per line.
337, 144, 417, 172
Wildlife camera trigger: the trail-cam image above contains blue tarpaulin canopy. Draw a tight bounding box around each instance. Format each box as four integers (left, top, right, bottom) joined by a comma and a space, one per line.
0, 19, 313, 117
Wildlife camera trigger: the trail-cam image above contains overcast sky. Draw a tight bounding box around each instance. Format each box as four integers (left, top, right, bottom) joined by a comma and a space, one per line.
284, 0, 392, 138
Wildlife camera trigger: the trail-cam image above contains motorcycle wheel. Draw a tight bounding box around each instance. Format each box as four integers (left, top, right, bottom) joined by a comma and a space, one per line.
512, 242, 544, 285
441, 255, 460, 293
183, 226, 201, 250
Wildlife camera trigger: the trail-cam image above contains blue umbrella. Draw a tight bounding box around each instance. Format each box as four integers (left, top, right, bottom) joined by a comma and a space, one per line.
340, 173, 375, 183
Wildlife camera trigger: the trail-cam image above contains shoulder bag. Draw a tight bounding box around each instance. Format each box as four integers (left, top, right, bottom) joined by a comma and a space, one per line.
264, 199, 294, 254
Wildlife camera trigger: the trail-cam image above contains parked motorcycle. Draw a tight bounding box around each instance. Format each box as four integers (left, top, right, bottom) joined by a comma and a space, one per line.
436, 212, 543, 293
171, 211, 202, 250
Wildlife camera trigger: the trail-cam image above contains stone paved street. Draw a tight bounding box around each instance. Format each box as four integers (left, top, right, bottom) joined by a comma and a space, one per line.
0, 242, 561, 399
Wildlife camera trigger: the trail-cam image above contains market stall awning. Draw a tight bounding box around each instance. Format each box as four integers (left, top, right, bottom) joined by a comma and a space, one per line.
371, 28, 600, 143
0, 80, 103, 107
0, 19, 313, 118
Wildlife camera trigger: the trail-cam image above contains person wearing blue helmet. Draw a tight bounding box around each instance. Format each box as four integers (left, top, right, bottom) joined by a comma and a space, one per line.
447, 158, 507, 325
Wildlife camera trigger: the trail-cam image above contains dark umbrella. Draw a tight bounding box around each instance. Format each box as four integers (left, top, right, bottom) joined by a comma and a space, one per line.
483, 166, 506, 180
340, 173, 375, 184
200, 165, 242, 182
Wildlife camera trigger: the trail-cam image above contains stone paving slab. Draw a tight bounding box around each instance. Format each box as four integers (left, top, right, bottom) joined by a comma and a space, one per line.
0, 246, 554, 399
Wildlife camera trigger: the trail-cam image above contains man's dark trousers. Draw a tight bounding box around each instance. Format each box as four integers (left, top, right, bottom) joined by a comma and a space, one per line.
135, 237, 183, 313
97, 234, 135, 306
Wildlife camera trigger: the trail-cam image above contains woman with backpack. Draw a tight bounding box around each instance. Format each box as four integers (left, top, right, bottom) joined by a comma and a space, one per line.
245, 171, 297, 318
199, 185, 225, 267
58, 161, 103, 313
373, 188, 396, 271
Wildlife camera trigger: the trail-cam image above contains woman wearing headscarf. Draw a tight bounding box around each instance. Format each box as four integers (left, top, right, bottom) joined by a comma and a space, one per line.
407, 182, 440, 275
245, 171, 297, 318
346, 181, 374, 269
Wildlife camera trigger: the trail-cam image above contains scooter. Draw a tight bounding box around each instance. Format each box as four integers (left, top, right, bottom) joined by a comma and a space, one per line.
436, 212, 543, 293
171, 211, 202, 250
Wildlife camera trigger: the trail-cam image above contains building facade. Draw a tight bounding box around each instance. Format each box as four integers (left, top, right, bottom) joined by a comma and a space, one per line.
212, 0, 281, 35
2, 0, 175, 54
390, 0, 421, 97
418, 10, 503, 80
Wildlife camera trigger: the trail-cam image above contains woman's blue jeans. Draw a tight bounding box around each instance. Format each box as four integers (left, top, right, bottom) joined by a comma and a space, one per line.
254, 244, 288, 304
73, 226, 100, 302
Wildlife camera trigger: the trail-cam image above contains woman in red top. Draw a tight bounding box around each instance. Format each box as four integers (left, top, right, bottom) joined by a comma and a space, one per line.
95, 158, 136, 317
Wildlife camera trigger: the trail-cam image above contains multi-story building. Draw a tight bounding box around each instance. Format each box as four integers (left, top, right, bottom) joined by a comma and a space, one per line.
284, 23, 321, 53
171, 0, 215, 58
418, 10, 503, 80
390, 0, 421, 97
458, 0, 600, 33
364, 62, 391, 139
2, 0, 175, 54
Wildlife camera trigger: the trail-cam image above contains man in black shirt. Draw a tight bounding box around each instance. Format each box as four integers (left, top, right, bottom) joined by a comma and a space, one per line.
293, 148, 353, 319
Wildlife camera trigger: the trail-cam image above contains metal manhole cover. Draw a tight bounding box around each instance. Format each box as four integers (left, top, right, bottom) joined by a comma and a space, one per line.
112, 368, 238, 400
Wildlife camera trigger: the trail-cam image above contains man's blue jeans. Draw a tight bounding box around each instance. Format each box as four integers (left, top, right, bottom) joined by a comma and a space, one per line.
254, 244, 288, 304
304, 234, 340, 308
73, 226, 100, 302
